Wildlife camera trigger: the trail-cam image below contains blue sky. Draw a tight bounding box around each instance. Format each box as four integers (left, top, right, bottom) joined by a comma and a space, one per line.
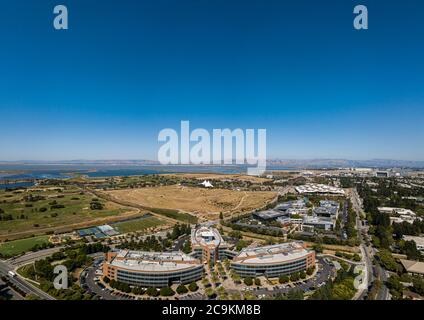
0, 0, 423, 161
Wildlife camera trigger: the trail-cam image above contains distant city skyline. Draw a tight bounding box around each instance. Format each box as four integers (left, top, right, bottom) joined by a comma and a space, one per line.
1, 0, 423, 161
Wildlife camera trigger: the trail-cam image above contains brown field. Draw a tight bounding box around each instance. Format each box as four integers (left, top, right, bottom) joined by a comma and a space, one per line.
107, 185, 277, 220
161, 173, 272, 183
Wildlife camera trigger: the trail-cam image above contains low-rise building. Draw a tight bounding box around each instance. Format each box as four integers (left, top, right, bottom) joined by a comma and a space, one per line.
253, 210, 286, 221
295, 184, 345, 195
378, 207, 421, 225
403, 236, 424, 251
231, 242, 315, 278
103, 250, 203, 287
400, 259, 424, 276
302, 216, 335, 231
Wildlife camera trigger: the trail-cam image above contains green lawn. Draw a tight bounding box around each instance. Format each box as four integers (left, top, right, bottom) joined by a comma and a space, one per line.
0, 188, 127, 237
0, 235, 50, 256
113, 216, 166, 233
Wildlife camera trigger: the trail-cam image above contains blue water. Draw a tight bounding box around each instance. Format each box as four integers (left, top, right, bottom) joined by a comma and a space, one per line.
0, 164, 250, 181
0, 164, 293, 183
0, 181, 35, 189
84, 165, 245, 178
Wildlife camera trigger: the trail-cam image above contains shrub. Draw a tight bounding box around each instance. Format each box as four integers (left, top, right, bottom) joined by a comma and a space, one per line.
146, 287, 159, 297
290, 272, 300, 282
244, 277, 253, 286
90, 201, 104, 210
160, 286, 175, 297
279, 275, 289, 284
188, 282, 199, 292
176, 284, 188, 295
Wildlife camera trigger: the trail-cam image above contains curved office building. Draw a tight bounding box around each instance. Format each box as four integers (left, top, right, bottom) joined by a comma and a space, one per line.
191, 226, 234, 264
231, 242, 315, 278
103, 250, 203, 287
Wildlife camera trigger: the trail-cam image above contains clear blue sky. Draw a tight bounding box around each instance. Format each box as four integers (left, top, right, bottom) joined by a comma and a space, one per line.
0, 0, 423, 161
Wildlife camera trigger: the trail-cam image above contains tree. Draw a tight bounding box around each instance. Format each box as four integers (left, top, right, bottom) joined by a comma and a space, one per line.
244, 277, 253, 286
176, 284, 188, 295
287, 289, 304, 300
205, 287, 216, 299
299, 271, 306, 279
254, 278, 261, 286
188, 282, 198, 292
132, 286, 144, 295
90, 201, 104, 210
376, 250, 401, 272
146, 287, 159, 297
279, 275, 289, 284
400, 241, 422, 261
290, 272, 300, 282
386, 275, 403, 299
236, 240, 248, 251
412, 276, 424, 296
160, 286, 175, 297
182, 240, 192, 254
312, 243, 323, 253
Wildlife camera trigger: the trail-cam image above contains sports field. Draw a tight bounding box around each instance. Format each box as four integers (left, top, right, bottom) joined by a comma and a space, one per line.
0, 235, 50, 257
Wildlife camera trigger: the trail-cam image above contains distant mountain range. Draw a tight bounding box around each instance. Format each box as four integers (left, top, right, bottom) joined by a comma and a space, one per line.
0, 159, 423, 169
266, 159, 424, 169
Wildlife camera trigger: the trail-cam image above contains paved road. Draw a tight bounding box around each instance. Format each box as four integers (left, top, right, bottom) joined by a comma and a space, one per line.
0, 259, 55, 300
349, 188, 374, 300
350, 188, 389, 300
7, 246, 64, 267
81, 257, 121, 300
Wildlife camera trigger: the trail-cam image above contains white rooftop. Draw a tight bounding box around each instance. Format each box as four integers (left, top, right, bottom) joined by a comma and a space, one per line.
109, 250, 200, 272
232, 242, 311, 265
295, 184, 345, 195
191, 226, 225, 248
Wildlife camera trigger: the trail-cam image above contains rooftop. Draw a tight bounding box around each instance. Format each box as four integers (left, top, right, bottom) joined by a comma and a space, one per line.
253, 210, 286, 220
400, 259, 424, 275
378, 207, 416, 216
403, 235, 424, 247
295, 184, 345, 195
232, 242, 312, 265
108, 250, 201, 273
191, 226, 225, 248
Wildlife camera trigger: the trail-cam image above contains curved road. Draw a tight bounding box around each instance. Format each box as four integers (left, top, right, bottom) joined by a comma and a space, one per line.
0, 259, 54, 300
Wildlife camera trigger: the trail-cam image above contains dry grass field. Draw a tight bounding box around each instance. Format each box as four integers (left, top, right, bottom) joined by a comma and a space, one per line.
107, 185, 276, 220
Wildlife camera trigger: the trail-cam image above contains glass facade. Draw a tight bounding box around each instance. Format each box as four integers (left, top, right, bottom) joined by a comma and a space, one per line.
231, 257, 309, 278
114, 265, 204, 287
